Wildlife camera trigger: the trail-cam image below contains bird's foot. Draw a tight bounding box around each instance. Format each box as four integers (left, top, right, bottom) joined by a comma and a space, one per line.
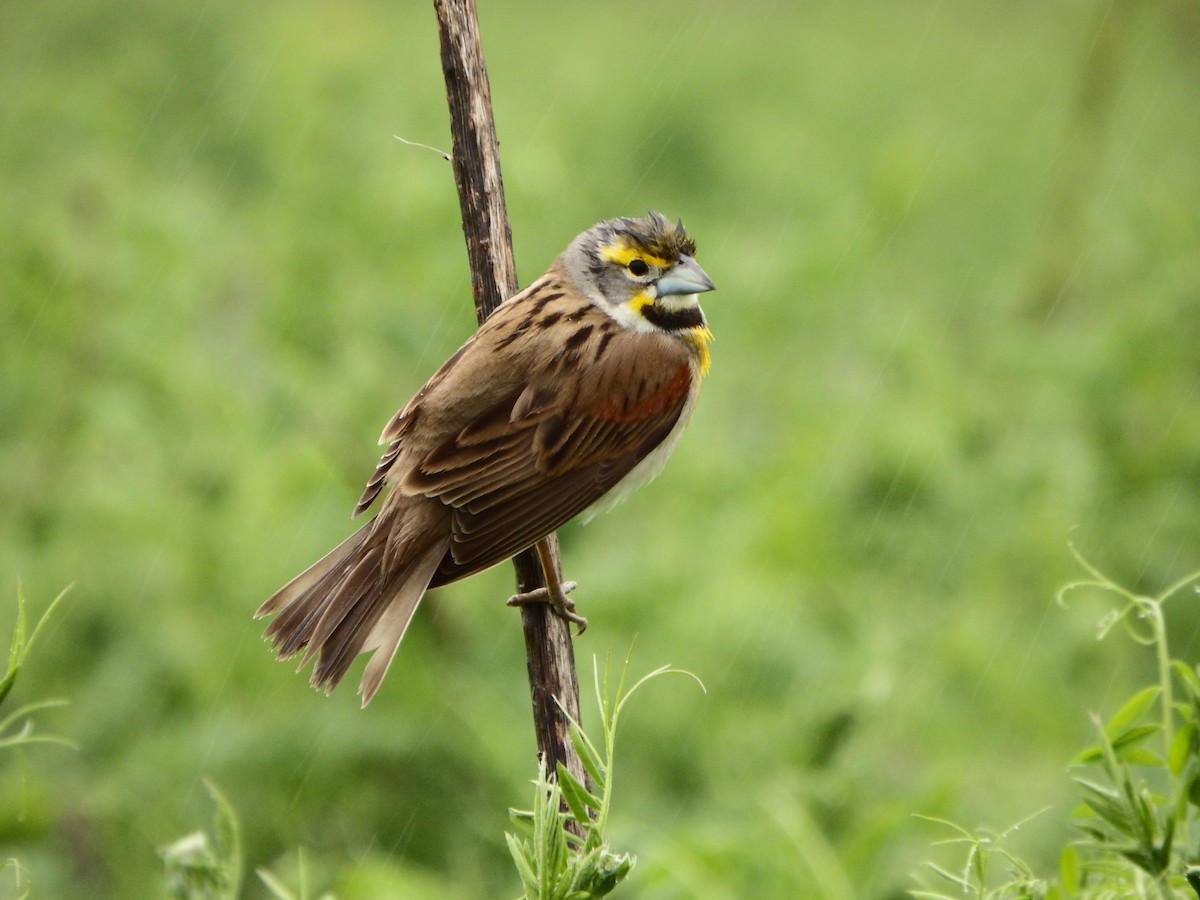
506, 580, 587, 633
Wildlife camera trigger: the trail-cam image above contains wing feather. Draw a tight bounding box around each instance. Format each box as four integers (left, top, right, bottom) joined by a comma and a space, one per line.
418, 328, 698, 586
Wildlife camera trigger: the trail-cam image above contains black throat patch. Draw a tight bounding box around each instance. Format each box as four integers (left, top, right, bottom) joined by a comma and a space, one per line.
641, 303, 706, 332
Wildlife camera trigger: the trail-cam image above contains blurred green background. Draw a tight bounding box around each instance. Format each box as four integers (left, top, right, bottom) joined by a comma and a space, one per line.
3, 0, 1200, 896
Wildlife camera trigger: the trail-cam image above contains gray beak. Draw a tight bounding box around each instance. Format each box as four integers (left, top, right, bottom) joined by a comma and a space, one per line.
657, 255, 715, 297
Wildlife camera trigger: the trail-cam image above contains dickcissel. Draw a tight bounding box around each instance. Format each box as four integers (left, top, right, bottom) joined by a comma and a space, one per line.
257, 212, 715, 704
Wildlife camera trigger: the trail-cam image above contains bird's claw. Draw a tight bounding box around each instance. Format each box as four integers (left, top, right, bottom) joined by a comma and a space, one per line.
506, 580, 587, 633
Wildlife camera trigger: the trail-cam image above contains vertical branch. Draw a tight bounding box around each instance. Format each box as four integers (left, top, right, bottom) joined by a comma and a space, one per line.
432, 0, 517, 316
432, 0, 587, 792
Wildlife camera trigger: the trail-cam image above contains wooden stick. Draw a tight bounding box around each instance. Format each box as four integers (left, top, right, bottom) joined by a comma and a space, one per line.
432, 0, 587, 794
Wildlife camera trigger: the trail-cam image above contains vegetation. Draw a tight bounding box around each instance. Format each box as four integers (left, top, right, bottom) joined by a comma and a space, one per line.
505, 658, 703, 899
915, 551, 1200, 898
2, 0, 1199, 896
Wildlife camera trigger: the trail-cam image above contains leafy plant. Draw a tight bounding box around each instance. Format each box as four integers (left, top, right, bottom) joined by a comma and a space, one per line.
911, 810, 1051, 900
161, 780, 244, 900
914, 547, 1200, 899
162, 781, 342, 900
0, 584, 73, 754
1, 585, 73, 900
505, 654, 705, 899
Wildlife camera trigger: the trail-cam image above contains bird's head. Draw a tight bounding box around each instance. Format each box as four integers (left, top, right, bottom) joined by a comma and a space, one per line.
561, 212, 715, 333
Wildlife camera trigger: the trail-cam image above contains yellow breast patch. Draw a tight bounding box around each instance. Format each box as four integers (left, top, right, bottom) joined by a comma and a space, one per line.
686, 326, 713, 376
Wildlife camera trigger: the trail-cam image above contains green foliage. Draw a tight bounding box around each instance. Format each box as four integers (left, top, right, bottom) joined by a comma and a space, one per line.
161, 781, 244, 900
506, 656, 703, 898
3, 0, 1200, 896
0, 587, 72, 900
164, 784, 342, 900
256, 850, 339, 900
914, 553, 1200, 899
506, 764, 634, 900
165, 785, 383, 900
0, 584, 70, 716
1, 586, 73, 751
912, 811, 1052, 900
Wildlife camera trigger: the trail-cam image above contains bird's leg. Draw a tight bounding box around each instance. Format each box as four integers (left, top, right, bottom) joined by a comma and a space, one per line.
505, 537, 588, 633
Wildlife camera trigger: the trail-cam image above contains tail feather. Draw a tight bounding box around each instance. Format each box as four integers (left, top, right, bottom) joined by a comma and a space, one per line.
257, 510, 449, 704
257, 522, 375, 657
357, 541, 445, 705
304, 541, 389, 660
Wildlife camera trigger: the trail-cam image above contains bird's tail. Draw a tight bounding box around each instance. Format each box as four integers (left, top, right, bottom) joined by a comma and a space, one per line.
256, 511, 448, 705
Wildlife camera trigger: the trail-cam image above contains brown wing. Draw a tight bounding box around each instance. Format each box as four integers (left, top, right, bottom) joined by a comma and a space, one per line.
405, 328, 697, 587
353, 339, 477, 517
353, 273, 565, 518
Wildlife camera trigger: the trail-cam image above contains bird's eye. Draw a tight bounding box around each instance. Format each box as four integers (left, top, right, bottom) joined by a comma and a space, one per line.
627, 258, 649, 276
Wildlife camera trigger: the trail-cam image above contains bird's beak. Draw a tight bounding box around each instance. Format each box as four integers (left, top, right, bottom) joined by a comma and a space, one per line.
657, 255, 715, 297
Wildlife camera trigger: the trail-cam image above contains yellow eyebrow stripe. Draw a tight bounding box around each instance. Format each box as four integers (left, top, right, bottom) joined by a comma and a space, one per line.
601, 242, 672, 270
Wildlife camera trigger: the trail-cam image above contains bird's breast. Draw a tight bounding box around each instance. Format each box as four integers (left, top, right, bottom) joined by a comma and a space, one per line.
579, 363, 702, 523
596, 364, 692, 423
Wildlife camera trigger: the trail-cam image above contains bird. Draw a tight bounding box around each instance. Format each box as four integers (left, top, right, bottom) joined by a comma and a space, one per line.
256, 212, 716, 705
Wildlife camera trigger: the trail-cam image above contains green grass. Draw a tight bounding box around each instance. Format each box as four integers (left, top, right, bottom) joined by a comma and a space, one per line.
2, 0, 1200, 896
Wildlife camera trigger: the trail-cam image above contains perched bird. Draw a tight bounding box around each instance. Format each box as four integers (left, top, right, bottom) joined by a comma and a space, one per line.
256, 212, 715, 704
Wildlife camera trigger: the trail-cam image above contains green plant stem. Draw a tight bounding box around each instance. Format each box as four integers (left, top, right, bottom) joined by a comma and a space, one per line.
1144, 565, 1200, 857
1148, 599, 1174, 771
1149, 568, 1200, 856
